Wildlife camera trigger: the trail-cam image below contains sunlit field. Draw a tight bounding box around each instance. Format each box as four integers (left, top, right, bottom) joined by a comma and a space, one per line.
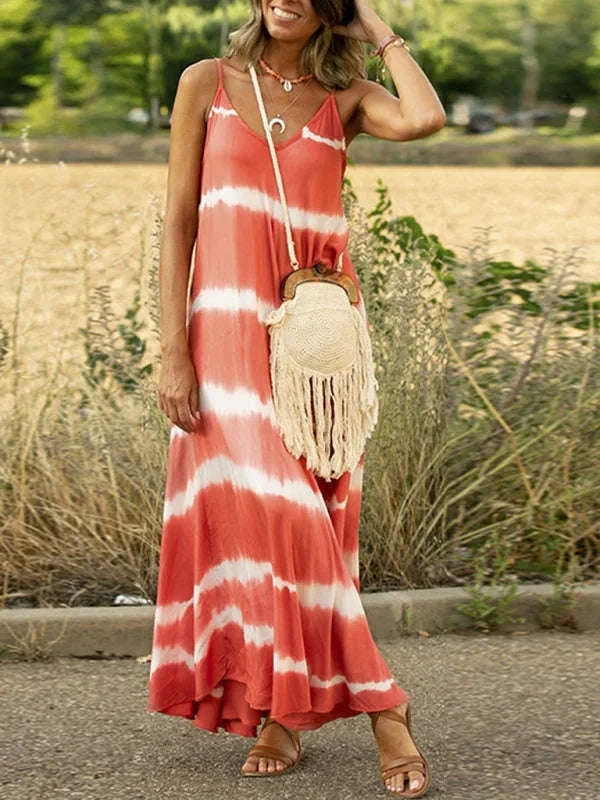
1, 163, 597, 406
348, 165, 599, 281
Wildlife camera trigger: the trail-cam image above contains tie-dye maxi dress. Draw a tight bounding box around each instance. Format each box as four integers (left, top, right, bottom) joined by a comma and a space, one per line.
146, 56, 408, 737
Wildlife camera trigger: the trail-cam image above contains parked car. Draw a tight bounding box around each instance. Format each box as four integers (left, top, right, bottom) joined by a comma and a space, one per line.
504, 108, 564, 126
124, 107, 150, 126
466, 109, 497, 133
450, 95, 499, 133
0, 106, 25, 131
124, 107, 171, 129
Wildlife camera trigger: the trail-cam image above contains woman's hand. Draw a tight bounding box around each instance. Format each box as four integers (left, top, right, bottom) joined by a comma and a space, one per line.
330, 0, 392, 45
157, 346, 201, 434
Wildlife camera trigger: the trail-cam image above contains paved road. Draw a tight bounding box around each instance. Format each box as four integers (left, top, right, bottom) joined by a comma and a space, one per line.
1, 631, 598, 799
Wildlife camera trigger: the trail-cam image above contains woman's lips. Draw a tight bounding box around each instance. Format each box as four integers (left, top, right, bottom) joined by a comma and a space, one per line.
271, 6, 301, 23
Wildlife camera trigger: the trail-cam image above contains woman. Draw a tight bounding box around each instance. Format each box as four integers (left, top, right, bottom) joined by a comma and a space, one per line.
147, 0, 445, 796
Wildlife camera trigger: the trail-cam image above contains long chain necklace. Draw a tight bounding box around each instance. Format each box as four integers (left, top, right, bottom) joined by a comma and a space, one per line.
258, 62, 313, 135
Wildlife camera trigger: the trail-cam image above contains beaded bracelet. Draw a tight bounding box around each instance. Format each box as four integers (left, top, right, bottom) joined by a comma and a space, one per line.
369, 34, 411, 84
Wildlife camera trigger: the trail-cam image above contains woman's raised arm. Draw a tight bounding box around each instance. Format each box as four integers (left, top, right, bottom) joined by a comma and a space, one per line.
332, 0, 446, 143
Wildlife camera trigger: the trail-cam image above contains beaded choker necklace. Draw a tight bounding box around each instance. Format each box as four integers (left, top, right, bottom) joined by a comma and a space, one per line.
258, 56, 313, 92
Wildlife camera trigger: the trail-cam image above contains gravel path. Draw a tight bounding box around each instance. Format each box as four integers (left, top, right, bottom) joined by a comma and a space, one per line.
1, 630, 598, 799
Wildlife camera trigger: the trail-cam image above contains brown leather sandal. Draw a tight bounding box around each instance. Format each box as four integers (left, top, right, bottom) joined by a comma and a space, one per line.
370, 704, 431, 797
241, 715, 303, 777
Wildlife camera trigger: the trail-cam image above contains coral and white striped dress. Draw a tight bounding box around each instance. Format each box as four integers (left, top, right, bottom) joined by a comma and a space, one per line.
146, 56, 408, 737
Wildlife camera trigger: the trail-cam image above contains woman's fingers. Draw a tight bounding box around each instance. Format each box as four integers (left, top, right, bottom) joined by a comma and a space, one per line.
189, 383, 202, 423
157, 352, 201, 433
164, 397, 185, 432
168, 393, 200, 433
165, 394, 194, 433
178, 396, 199, 433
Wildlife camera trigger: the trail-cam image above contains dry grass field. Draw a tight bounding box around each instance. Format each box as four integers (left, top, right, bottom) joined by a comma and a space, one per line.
349, 165, 599, 281
1, 163, 597, 405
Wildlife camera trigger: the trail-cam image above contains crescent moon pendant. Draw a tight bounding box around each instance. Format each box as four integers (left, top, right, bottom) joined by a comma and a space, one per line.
269, 117, 286, 134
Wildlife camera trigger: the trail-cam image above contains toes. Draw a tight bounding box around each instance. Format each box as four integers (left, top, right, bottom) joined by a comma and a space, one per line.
385, 772, 407, 793
242, 755, 286, 774
254, 757, 284, 773
408, 769, 424, 792
386, 769, 424, 794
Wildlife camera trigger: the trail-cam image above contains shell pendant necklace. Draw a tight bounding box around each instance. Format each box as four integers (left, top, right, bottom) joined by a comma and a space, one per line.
258, 56, 312, 92
257, 56, 313, 135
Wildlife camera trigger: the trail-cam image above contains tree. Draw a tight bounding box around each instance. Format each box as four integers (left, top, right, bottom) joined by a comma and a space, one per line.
0, 0, 46, 107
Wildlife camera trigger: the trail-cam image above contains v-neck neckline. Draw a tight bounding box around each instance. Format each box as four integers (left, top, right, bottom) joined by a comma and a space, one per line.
218, 81, 335, 152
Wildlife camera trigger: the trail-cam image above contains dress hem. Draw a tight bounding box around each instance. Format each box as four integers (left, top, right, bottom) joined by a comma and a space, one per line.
147, 674, 409, 738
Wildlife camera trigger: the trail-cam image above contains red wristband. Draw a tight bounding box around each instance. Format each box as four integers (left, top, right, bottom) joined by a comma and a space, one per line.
369, 33, 409, 59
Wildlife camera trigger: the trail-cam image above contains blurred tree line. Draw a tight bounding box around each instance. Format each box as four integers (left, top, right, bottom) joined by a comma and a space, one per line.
0, 0, 599, 134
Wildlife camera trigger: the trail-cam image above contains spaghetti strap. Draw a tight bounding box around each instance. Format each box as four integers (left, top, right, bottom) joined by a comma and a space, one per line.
214, 56, 223, 91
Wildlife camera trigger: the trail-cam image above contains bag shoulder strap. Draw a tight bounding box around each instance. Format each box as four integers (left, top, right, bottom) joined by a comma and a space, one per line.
248, 63, 298, 271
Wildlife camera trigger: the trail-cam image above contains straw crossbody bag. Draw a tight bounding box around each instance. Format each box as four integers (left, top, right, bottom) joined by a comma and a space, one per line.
248, 63, 379, 481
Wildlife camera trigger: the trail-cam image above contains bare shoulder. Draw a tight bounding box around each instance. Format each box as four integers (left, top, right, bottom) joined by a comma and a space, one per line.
344, 75, 390, 105
176, 58, 220, 123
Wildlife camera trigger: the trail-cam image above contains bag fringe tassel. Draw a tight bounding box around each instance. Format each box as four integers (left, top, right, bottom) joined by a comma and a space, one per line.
264, 301, 379, 481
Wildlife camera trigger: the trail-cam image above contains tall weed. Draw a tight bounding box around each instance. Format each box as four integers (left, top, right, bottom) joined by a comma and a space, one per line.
345, 177, 600, 590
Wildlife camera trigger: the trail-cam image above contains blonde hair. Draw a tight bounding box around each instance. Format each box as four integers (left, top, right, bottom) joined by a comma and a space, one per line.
225, 0, 367, 91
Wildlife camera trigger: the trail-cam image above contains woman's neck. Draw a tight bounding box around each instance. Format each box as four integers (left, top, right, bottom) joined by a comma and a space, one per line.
261, 39, 307, 78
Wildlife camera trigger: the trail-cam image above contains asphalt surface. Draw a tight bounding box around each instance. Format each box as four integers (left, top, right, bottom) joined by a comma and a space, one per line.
1, 630, 598, 800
